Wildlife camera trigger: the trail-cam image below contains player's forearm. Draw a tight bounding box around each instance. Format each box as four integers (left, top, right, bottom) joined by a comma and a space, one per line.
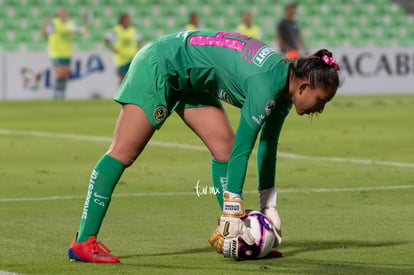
257, 102, 291, 190
104, 40, 116, 52
42, 18, 50, 38
82, 13, 89, 28
257, 137, 277, 191
226, 116, 258, 196
42, 26, 48, 38
226, 151, 250, 196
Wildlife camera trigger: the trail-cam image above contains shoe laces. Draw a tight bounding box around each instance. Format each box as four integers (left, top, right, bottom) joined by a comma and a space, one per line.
93, 241, 111, 255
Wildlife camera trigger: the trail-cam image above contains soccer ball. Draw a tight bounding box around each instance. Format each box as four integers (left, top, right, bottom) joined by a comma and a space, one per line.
238, 210, 276, 259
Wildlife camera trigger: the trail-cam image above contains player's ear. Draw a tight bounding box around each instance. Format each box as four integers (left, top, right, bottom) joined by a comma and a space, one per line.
298, 82, 309, 95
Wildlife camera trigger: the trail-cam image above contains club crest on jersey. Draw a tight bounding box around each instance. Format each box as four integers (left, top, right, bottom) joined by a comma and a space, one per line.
265, 100, 275, 116
154, 106, 167, 122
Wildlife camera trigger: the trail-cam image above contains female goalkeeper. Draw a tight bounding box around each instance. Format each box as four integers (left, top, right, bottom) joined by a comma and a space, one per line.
68, 30, 340, 263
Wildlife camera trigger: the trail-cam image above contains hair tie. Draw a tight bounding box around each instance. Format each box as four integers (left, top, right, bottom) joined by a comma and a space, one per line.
321, 55, 340, 71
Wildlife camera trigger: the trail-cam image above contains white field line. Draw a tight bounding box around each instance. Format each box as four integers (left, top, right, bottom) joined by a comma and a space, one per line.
1, 128, 414, 168
0, 185, 413, 203
0, 271, 23, 275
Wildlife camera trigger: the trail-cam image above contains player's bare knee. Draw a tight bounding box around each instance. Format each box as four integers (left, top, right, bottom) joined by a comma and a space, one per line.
121, 157, 136, 167
106, 151, 136, 167
211, 149, 231, 162
210, 140, 233, 161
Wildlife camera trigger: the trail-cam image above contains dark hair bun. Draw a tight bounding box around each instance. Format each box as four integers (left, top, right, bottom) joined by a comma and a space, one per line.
311, 49, 333, 58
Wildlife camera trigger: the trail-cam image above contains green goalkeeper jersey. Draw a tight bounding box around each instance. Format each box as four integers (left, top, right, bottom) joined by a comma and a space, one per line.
117, 30, 293, 196
155, 30, 291, 130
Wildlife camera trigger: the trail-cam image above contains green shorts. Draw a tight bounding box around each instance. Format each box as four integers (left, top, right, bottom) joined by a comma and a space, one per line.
117, 62, 131, 76
174, 91, 222, 111
114, 42, 222, 130
52, 58, 71, 66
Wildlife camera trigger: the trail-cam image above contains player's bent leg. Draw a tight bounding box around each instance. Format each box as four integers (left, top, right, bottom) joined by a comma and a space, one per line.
176, 106, 234, 208
107, 104, 156, 166
176, 106, 234, 161
75, 154, 125, 242
70, 104, 156, 263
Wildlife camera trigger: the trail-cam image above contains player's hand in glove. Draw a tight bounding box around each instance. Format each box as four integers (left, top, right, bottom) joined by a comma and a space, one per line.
221, 235, 284, 260
208, 191, 255, 255
221, 236, 260, 259
259, 187, 282, 247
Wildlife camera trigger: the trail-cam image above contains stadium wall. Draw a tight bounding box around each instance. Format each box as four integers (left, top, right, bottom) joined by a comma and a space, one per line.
0, 48, 413, 100
334, 48, 414, 94
1, 51, 118, 100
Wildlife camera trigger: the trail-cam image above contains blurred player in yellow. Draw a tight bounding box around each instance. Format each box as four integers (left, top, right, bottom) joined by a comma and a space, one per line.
105, 13, 142, 84
235, 12, 262, 40
42, 7, 88, 99
184, 12, 203, 31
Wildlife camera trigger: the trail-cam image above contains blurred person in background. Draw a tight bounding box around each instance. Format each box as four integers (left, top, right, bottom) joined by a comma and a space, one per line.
184, 12, 203, 31
105, 13, 142, 84
235, 12, 262, 39
42, 7, 88, 99
276, 3, 307, 60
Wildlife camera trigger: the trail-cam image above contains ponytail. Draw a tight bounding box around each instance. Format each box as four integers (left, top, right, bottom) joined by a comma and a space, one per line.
313, 49, 340, 71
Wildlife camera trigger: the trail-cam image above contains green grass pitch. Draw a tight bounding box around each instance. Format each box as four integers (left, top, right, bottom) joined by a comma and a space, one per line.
0, 94, 413, 274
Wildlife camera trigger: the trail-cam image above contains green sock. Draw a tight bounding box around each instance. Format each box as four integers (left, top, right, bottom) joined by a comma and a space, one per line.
54, 78, 67, 99
211, 159, 228, 209
77, 154, 125, 243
